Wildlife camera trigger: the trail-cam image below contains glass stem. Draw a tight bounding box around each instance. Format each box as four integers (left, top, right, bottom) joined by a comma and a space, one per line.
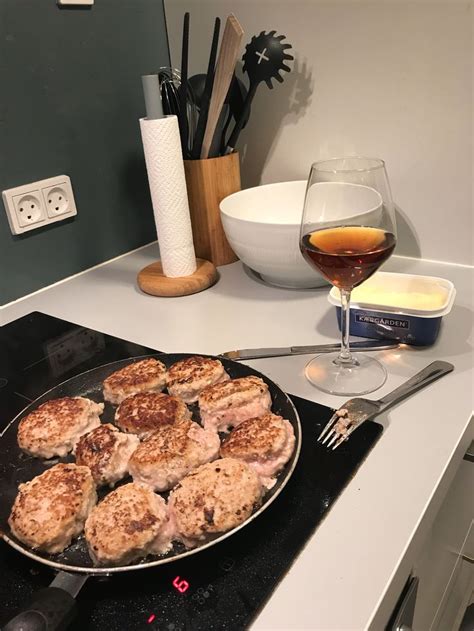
339, 289, 352, 363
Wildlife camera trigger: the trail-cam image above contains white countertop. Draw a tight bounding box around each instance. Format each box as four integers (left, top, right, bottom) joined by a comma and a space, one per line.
2, 243, 473, 630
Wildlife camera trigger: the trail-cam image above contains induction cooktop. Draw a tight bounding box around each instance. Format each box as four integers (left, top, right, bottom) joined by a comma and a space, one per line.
0, 312, 382, 630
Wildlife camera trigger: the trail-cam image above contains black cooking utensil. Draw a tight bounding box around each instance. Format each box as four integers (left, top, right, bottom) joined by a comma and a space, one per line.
186, 77, 200, 152
188, 73, 207, 106
191, 17, 221, 159
227, 73, 247, 120
189, 73, 250, 156
225, 30, 293, 153
209, 103, 230, 157
189, 73, 247, 111
220, 73, 249, 154
158, 68, 180, 116
178, 12, 190, 157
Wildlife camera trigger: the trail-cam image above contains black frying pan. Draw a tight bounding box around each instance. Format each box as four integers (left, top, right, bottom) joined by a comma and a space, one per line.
0, 354, 301, 630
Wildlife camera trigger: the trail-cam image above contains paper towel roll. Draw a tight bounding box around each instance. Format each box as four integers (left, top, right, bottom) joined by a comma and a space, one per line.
140, 116, 197, 277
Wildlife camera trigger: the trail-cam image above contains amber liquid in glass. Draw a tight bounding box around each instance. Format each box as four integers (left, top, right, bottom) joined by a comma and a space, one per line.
301, 226, 396, 290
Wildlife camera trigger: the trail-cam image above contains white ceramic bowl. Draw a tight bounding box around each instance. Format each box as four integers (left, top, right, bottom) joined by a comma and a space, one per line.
220, 181, 327, 288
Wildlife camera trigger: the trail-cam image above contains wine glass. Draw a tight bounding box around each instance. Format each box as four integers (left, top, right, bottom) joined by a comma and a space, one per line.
300, 156, 397, 395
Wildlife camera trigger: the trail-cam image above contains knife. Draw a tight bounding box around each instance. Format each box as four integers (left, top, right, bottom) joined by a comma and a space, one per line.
220, 340, 400, 361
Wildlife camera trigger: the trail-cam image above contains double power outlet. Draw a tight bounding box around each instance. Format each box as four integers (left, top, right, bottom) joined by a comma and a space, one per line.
2, 175, 77, 235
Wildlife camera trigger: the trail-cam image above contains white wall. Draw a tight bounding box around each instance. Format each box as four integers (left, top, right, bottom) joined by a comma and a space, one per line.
165, 0, 473, 265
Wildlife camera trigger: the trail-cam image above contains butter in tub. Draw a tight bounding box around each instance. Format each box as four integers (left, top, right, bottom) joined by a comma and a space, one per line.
328, 272, 456, 346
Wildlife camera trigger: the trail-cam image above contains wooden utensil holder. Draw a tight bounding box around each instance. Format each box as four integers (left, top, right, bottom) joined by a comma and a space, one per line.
184, 152, 240, 266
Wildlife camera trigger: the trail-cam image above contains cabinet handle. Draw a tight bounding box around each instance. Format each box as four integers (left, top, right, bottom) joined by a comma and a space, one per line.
463, 440, 474, 463
389, 576, 419, 631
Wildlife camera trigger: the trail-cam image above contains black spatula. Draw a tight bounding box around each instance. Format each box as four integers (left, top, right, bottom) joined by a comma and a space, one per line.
178, 12, 190, 157
191, 17, 221, 159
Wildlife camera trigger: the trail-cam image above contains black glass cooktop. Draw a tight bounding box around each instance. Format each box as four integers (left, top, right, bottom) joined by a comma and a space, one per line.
0, 312, 382, 630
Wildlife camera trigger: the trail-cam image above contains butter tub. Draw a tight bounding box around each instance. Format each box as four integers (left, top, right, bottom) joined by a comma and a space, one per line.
328, 272, 456, 346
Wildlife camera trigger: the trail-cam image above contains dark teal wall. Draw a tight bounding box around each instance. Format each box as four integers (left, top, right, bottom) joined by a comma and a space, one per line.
0, 0, 169, 305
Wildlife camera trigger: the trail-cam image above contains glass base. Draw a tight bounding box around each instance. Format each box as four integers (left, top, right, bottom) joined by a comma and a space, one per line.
305, 352, 387, 396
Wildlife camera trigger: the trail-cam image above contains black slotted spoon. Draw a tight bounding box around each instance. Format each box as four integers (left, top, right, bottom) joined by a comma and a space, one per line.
225, 30, 293, 153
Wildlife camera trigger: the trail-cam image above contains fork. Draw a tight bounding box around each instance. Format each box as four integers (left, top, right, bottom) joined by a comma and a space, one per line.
318, 361, 454, 450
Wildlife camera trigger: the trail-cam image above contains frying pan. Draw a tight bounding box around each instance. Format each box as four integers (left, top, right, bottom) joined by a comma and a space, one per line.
0, 353, 301, 630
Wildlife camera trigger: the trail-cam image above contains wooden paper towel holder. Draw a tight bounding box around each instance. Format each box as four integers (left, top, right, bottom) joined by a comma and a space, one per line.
137, 151, 239, 297
137, 258, 217, 297
184, 152, 240, 266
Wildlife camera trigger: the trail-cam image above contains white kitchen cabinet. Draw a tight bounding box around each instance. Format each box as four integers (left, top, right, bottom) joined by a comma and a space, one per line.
412, 447, 474, 630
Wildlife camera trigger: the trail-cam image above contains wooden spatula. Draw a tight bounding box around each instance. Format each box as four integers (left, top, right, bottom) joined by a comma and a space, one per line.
200, 14, 243, 159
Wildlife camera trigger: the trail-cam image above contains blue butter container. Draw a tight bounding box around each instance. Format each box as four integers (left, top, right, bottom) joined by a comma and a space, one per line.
329, 272, 456, 346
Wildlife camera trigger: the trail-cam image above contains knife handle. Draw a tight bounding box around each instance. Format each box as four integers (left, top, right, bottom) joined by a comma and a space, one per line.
289, 344, 339, 354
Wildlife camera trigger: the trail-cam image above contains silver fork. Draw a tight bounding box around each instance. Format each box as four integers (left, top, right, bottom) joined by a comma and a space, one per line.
318, 361, 454, 451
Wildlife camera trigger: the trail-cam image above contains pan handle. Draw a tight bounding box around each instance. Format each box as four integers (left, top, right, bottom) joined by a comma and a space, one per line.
2, 572, 87, 631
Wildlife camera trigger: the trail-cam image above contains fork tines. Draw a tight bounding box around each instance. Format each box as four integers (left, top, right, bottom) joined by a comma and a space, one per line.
317, 408, 356, 451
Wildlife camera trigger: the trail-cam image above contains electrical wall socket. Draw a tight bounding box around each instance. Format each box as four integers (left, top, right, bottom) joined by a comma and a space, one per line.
2, 175, 77, 235
12, 190, 46, 228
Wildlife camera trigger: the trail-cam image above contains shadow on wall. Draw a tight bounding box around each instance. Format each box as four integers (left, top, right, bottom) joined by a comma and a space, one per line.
235, 55, 421, 260
238, 57, 314, 188
394, 204, 421, 259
